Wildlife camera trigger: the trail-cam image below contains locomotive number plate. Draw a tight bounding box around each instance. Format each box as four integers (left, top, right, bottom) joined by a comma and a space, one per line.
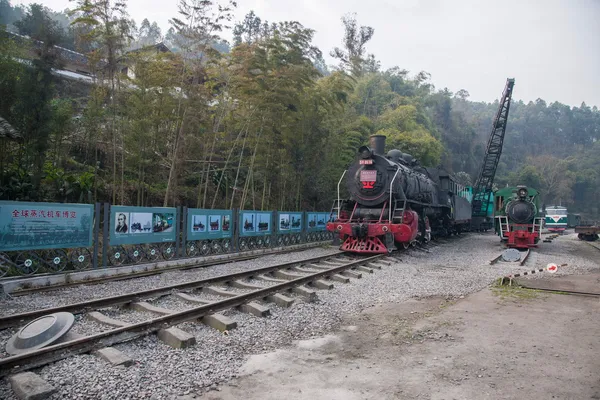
360, 170, 377, 182
359, 159, 373, 165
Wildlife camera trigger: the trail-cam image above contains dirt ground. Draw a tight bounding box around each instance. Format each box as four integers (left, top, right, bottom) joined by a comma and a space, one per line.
202, 281, 600, 399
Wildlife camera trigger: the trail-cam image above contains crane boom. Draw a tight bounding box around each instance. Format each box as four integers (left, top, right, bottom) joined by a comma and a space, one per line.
472, 78, 515, 222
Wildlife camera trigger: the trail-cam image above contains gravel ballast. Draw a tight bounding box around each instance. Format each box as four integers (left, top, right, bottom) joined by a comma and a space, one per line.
0, 233, 597, 399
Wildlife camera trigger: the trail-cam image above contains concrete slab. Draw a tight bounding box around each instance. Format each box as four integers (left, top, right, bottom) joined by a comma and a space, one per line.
340, 270, 362, 279
273, 270, 304, 280
203, 286, 238, 298
292, 286, 318, 301
312, 280, 334, 290
356, 266, 374, 274
290, 266, 316, 274
230, 280, 264, 290
515, 273, 600, 294
255, 275, 288, 283
158, 327, 196, 348
87, 311, 130, 328
94, 347, 133, 366
307, 263, 331, 270
202, 314, 237, 332
367, 262, 383, 270
8, 372, 56, 400
265, 293, 294, 308
329, 274, 350, 283
239, 302, 270, 317
131, 301, 174, 315
174, 292, 212, 304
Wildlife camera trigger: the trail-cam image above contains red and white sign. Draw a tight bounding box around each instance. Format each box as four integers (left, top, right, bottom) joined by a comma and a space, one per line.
359, 159, 373, 165
546, 263, 558, 274
360, 170, 377, 182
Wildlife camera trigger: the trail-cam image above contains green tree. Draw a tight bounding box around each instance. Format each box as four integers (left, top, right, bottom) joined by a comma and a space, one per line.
330, 13, 374, 77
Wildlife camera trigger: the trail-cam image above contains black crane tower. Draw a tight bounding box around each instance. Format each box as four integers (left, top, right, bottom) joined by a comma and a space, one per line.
471, 78, 515, 230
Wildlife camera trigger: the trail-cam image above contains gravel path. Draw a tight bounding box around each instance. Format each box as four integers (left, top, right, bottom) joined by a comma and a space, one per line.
0, 233, 597, 399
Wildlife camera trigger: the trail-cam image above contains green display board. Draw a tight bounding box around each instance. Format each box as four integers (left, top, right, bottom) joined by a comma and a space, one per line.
110, 206, 177, 245
239, 211, 272, 237
0, 201, 93, 251
187, 208, 232, 240
306, 212, 329, 231
277, 211, 303, 233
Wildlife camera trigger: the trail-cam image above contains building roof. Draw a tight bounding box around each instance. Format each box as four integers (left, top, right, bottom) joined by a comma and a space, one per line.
0, 117, 22, 141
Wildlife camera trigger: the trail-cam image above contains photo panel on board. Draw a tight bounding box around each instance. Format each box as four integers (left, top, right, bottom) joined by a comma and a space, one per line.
153, 213, 174, 233
242, 212, 256, 233
222, 214, 230, 231
192, 215, 207, 232
209, 215, 220, 231
279, 213, 290, 231
114, 212, 130, 234
257, 213, 270, 232
129, 212, 153, 234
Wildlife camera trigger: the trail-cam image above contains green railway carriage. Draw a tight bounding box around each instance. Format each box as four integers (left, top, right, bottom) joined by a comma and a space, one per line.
545, 206, 568, 232
493, 186, 543, 248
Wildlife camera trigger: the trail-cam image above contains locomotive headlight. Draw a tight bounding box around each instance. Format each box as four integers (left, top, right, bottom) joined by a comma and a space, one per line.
517, 186, 528, 198
358, 145, 373, 159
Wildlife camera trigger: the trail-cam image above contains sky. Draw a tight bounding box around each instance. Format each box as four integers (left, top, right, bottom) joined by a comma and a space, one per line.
16, 0, 600, 107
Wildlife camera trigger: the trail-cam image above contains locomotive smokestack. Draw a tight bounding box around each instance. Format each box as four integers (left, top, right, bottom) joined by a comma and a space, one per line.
369, 135, 386, 155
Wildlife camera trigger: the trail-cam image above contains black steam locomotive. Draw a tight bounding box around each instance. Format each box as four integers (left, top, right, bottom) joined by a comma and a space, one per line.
327, 135, 472, 253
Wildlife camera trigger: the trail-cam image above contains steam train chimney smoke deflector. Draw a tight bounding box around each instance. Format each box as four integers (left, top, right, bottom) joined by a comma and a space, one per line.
369, 135, 386, 155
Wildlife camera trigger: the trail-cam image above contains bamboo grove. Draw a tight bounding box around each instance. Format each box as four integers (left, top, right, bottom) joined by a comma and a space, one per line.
1, 0, 599, 217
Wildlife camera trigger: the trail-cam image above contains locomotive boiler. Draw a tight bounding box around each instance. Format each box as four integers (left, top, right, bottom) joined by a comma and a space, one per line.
327, 135, 472, 253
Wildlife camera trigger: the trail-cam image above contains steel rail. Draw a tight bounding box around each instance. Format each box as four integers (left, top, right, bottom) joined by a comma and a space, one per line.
0, 252, 346, 330
519, 249, 531, 266
489, 254, 502, 265
0, 254, 383, 377
4, 241, 334, 296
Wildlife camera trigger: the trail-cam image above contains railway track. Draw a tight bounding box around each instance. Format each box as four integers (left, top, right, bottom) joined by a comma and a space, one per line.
0, 253, 386, 377
2, 242, 334, 297
585, 241, 600, 252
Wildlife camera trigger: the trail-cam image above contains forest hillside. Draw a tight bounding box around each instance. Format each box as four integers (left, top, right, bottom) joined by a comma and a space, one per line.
1, 0, 599, 218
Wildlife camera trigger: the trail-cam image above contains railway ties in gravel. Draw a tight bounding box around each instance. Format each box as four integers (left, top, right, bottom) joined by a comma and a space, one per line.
0, 253, 385, 378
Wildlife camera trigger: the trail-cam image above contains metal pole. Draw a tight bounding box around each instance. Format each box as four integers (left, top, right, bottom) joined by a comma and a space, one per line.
93, 203, 100, 268
389, 169, 401, 222
337, 170, 347, 213
181, 206, 187, 258
175, 206, 181, 258
233, 208, 239, 252
102, 203, 109, 268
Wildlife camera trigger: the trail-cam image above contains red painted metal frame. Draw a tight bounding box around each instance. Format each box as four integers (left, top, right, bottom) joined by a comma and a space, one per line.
505, 224, 539, 249
341, 236, 388, 253
326, 210, 420, 254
